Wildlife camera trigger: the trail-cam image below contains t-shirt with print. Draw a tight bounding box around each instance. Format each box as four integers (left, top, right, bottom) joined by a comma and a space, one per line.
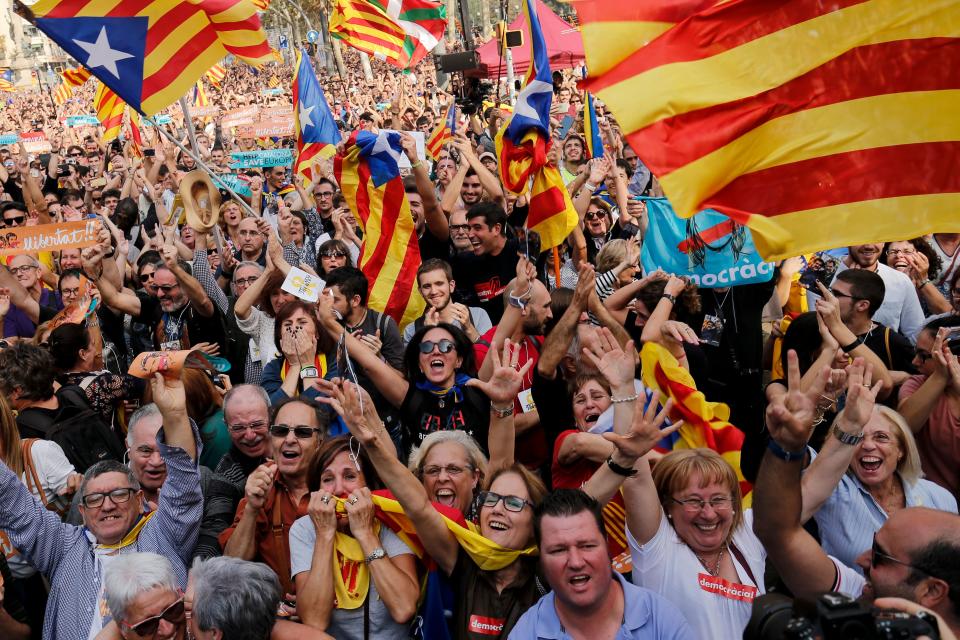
452, 550, 544, 640
288, 519, 414, 640
400, 385, 490, 455
628, 509, 766, 640
451, 238, 520, 325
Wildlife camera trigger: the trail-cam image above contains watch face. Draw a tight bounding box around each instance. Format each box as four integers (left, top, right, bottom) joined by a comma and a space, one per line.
300, 366, 319, 378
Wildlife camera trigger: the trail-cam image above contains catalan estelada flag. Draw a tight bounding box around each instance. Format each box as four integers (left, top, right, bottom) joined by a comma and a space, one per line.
19, 0, 272, 116
582, 76, 604, 159
0, 80, 14, 93
205, 63, 227, 88
425, 102, 455, 160
578, 0, 960, 259
335, 130, 424, 327
94, 82, 125, 142
329, 0, 446, 70
640, 342, 751, 503
495, 0, 577, 250
293, 48, 339, 187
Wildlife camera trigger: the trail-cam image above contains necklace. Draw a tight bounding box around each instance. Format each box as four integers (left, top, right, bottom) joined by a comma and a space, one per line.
695, 548, 725, 577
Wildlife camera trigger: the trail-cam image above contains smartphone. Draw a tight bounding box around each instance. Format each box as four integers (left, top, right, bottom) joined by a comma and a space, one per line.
144, 148, 156, 157
557, 115, 575, 140
89, 177, 107, 188
798, 252, 841, 292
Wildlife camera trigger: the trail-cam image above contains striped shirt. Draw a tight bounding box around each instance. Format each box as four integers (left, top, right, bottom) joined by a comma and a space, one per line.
0, 424, 203, 640
815, 470, 957, 572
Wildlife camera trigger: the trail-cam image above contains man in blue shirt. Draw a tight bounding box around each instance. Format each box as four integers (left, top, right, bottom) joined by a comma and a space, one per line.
509, 489, 694, 640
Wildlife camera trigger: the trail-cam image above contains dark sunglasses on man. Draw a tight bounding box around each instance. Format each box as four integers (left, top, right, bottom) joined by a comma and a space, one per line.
120, 596, 185, 637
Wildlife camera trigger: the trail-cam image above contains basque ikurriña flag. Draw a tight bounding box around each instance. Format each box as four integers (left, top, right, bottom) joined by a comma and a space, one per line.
495, 0, 577, 250
293, 48, 339, 186
335, 130, 424, 327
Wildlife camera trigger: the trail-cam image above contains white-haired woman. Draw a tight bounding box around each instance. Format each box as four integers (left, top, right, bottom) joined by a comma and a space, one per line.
102, 552, 185, 640
801, 404, 958, 571
407, 429, 487, 520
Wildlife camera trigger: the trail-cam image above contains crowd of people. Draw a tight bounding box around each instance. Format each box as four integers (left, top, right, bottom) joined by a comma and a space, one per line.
0, 39, 958, 640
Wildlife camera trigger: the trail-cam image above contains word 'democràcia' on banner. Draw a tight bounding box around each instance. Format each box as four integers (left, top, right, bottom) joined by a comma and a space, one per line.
236, 118, 295, 139
0, 219, 100, 255
229, 148, 294, 169
640, 197, 775, 289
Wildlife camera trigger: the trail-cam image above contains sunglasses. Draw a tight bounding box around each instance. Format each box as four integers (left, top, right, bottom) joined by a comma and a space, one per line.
479, 491, 532, 512
4, 216, 25, 225
269, 424, 321, 439
122, 597, 185, 637
321, 250, 347, 258
583, 211, 605, 221
869, 532, 940, 580
155, 284, 179, 293
69, 152, 83, 157
419, 339, 456, 354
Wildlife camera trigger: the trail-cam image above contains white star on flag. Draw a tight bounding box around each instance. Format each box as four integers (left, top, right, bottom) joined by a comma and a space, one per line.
299, 103, 316, 130
513, 79, 553, 124
74, 26, 134, 79
371, 131, 404, 165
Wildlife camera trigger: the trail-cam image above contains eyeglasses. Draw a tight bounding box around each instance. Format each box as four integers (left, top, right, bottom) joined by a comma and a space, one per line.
449, 224, 469, 233
234, 277, 260, 287
269, 424, 321, 439
155, 284, 179, 293
140, 272, 156, 281
9, 264, 37, 274
670, 496, 734, 513
885, 248, 916, 256
870, 533, 941, 579
422, 463, 473, 477
829, 289, 860, 300
479, 491, 532, 512
82, 487, 136, 509
122, 596, 185, 637
419, 339, 456, 354
4, 216, 25, 226
583, 211, 604, 221
321, 250, 347, 258
315, 191, 334, 198
228, 420, 268, 434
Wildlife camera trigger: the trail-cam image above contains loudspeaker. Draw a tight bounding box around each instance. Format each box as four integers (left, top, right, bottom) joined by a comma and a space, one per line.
505, 30, 523, 48
436, 51, 480, 73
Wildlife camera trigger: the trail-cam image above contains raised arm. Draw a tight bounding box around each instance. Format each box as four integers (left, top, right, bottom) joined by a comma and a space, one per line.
451, 135, 504, 206
400, 132, 448, 241
84, 244, 142, 316
800, 360, 882, 522
148, 368, 197, 460
753, 350, 840, 599
538, 264, 594, 378
320, 381, 461, 575
191, 236, 230, 316
478, 256, 531, 382
898, 329, 958, 433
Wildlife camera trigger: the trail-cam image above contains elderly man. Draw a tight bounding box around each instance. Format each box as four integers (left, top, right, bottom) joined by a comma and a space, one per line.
103, 553, 185, 640
193, 385, 271, 559
220, 397, 326, 595
510, 490, 693, 640
189, 557, 280, 640
0, 371, 201, 639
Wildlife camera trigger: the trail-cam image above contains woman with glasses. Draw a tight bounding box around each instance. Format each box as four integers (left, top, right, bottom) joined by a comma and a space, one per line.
881, 238, 951, 315
290, 435, 419, 639
102, 552, 186, 640
315, 239, 352, 277
897, 316, 960, 500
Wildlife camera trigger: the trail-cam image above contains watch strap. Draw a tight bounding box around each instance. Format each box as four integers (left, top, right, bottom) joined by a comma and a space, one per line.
364, 547, 386, 563
767, 438, 806, 462
840, 336, 864, 353
605, 456, 638, 477
832, 424, 864, 446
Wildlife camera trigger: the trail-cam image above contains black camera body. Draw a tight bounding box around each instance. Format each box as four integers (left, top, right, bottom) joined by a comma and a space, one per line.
745, 592, 940, 640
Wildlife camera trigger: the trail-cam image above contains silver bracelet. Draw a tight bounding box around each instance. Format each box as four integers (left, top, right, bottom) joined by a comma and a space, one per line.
610, 394, 639, 404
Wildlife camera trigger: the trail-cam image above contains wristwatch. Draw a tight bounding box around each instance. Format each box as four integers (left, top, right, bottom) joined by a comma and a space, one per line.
832, 424, 864, 446
766, 438, 806, 462
299, 366, 319, 379
841, 336, 864, 353
491, 403, 514, 418
661, 293, 678, 305
605, 456, 638, 477
364, 548, 386, 563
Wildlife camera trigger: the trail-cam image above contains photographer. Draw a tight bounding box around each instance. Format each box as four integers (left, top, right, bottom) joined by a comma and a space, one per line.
754, 351, 960, 636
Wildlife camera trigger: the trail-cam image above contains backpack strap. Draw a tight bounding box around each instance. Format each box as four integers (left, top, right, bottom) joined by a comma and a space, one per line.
730, 543, 759, 588
883, 326, 894, 370
20, 439, 48, 507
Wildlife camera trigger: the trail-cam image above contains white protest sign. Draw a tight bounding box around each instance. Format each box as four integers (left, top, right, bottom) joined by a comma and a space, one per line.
281, 266, 324, 303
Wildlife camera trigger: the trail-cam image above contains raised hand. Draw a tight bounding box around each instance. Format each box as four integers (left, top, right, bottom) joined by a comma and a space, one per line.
571, 263, 596, 311
149, 370, 187, 419
764, 350, 828, 452
603, 398, 681, 461
582, 328, 637, 389
839, 357, 882, 430
465, 338, 532, 406
0, 288, 10, 317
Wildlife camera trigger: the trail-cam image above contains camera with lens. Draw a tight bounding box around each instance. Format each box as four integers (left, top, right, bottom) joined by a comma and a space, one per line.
744, 592, 940, 640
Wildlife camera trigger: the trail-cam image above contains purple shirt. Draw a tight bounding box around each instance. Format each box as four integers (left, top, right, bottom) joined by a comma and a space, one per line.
3, 288, 61, 338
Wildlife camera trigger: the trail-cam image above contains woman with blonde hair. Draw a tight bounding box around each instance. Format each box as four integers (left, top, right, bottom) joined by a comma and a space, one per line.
407, 429, 488, 520
217, 199, 246, 251
594, 237, 641, 302
801, 404, 957, 571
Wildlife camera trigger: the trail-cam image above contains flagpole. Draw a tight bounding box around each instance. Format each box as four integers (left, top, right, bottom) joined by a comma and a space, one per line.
179, 97, 201, 158
143, 113, 260, 219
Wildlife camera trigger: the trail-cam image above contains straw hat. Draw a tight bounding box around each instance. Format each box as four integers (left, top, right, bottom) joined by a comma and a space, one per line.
180, 170, 222, 233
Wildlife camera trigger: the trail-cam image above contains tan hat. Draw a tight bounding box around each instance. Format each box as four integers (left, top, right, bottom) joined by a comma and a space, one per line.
180, 170, 222, 233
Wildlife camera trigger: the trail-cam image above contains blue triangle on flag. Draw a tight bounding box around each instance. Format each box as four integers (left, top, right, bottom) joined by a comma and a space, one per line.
35, 16, 147, 108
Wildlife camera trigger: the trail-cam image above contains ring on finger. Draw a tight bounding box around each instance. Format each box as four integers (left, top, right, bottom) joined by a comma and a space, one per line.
349, 496, 359, 504
321, 494, 331, 504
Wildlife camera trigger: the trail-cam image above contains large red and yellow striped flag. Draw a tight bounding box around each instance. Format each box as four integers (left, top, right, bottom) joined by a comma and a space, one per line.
335, 130, 424, 327
53, 65, 92, 105
129, 109, 145, 158
329, 0, 446, 70
640, 342, 751, 503
94, 82, 125, 142
23, 0, 272, 116
578, 0, 960, 259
